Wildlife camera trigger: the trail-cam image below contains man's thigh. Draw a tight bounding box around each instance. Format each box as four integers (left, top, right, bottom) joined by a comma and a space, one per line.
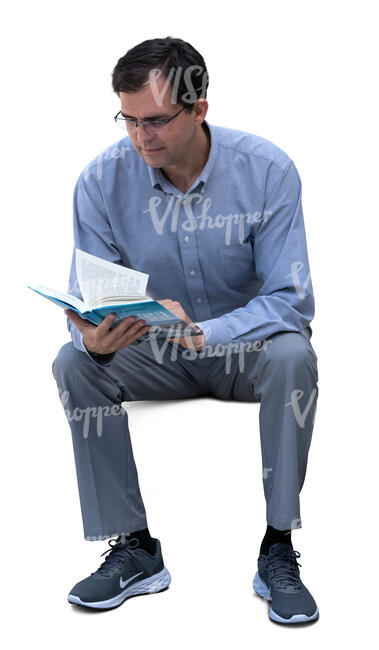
206, 326, 316, 402
101, 339, 212, 402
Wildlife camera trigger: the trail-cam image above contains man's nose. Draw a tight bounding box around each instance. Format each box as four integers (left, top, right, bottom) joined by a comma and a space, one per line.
135, 123, 154, 144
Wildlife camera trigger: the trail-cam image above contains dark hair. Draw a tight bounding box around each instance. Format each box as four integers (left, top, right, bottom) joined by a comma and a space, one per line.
111, 36, 209, 111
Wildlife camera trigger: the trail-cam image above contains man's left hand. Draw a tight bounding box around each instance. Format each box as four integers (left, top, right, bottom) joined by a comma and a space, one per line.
157, 299, 205, 351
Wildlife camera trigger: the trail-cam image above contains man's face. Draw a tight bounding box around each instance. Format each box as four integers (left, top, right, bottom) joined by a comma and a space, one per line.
119, 76, 205, 168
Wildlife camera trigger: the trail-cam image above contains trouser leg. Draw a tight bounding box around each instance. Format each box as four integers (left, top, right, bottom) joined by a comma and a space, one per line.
207, 327, 319, 531
52, 340, 210, 541
251, 328, 318, 530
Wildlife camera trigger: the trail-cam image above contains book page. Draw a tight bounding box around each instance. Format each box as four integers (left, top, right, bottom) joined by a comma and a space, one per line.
91, 296, 154, 308
76, 249, 149, 308
27, 283, 85, 311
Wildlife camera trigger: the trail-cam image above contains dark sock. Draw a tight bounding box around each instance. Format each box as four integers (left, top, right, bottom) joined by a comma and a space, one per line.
118, 527, 156, 555
259, 525, 292, 556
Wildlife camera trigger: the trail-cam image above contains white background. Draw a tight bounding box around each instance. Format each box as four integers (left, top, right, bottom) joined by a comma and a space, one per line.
2, 0, 378, 646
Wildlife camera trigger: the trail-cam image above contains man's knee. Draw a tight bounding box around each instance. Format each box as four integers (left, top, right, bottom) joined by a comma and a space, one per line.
265, 331, 317, 373
52, 341, 84, 380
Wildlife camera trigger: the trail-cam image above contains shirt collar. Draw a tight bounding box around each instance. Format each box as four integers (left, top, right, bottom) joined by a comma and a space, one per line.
147, 119, 218, 197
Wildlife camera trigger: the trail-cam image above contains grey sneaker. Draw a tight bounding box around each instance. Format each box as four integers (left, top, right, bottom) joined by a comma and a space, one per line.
68, 535, 171, 609
253, 542, 319, 624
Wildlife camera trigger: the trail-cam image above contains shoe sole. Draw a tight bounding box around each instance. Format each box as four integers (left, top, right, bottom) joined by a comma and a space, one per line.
253, 571, 319, 624
68, 566, 171, 609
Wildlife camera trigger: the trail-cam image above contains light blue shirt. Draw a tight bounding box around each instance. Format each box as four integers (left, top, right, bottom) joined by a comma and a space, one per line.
67, 119, 314, 366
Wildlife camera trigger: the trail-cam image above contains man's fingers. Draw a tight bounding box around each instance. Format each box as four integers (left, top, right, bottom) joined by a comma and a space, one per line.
64, 308, 76, 320
107, 314, 137, 334
117, 316, 148, 338
107, 315, 149, 339
64, 309, 94, 331
64, 310, 150, 349
98, 313, 118, 332
105, 317, 150, 348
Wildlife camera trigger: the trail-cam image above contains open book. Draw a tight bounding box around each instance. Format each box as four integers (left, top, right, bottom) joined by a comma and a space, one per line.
27, 248, 203, 343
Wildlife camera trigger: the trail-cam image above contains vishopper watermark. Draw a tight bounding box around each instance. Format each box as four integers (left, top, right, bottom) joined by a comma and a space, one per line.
285, 261, 312, 300
143, 191, 271, 245
146, 324, 272, 375
57, 387, 126, 439
82, 143, 132, 183
143, 67, 208, 106
285, 387, 318, 428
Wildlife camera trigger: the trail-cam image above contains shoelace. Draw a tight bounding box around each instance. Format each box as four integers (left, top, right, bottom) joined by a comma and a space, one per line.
91, 536, 141, 577
267, 547, 303, 590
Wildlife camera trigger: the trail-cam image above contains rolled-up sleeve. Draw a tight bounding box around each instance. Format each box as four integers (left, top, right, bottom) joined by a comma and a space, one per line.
195, 160, 315, 348
67, 168, 123, 367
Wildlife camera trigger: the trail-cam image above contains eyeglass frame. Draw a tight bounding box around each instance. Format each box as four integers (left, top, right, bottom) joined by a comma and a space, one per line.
114, 106, 186, 130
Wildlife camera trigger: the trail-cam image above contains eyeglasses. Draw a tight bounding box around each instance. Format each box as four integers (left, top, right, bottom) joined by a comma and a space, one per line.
114, 107, 186, 133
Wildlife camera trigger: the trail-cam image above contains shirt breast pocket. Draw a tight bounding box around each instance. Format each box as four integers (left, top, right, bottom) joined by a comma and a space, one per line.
217, 242, 255, 289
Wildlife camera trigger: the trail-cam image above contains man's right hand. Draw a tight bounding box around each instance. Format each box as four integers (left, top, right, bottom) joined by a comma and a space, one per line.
64, 309, 151, 355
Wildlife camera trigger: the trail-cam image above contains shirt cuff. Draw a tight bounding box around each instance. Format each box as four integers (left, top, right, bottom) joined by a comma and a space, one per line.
193, 318, 232, 348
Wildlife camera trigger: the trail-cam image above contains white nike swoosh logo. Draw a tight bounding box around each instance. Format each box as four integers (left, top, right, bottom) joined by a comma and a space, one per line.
120, 571, 144, 589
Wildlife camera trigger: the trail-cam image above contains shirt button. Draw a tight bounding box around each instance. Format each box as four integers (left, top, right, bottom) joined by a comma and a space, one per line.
184, 235, 190, 242
190, 270, 196, 276
196, 298, 202, 304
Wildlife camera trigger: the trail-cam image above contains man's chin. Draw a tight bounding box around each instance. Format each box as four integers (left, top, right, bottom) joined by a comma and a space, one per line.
141, 153, 168, 167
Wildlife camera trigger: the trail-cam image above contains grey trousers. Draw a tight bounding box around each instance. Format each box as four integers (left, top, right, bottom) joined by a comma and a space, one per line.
51, 326, 318, 541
